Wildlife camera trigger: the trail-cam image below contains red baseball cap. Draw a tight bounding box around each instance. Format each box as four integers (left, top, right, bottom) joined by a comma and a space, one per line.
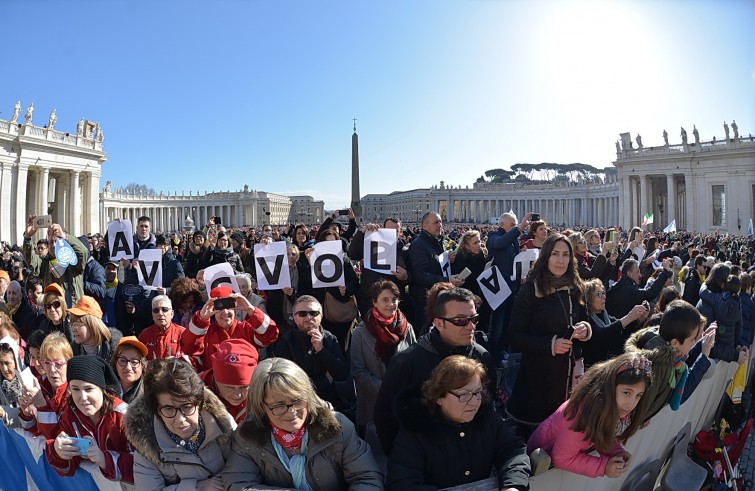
212, 339, 259, 386
209, 285, 234, 299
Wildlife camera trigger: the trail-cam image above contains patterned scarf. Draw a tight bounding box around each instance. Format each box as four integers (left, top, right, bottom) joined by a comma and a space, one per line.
365, 308, 409, 363
1, 377, 22, 407
271, 422, 306, 450
166, 415, 206, 454
667, 350, 689, 411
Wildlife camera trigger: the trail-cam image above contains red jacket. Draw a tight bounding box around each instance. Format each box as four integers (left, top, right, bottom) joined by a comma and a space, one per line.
46, 396, 133, 484
138, 322, 187, 361
183, 308, 278, 370
200, 368, 247, 425
19, 378, 69, 440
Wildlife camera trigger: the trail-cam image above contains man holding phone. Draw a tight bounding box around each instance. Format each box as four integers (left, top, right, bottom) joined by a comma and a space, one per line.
184, 286, 279, 370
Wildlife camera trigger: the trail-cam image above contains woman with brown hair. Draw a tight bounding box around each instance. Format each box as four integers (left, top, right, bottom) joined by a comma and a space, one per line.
451, 230, 491, 330
506, 233, 592, 439
125, 357, 235, 490
350, 279, 416, 436
169, 277, 203, 328
111, 336, 148, 404
388, 355, 529, 490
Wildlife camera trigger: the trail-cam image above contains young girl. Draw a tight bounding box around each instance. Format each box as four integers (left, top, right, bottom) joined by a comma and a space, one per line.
527, 353, 653, 478
47, 355, 133, 486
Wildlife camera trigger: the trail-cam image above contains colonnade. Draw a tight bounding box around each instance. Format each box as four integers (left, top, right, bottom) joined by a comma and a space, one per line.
101, 202, 249, 233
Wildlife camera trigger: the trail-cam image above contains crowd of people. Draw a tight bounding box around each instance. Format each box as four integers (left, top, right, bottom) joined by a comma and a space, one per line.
0, 207, 754, 490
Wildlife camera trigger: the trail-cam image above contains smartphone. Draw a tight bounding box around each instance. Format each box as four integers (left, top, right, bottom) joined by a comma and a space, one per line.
214, 216, 222, 225
530, 213, 540, 222
338, 209, 349, 216
69, 437, 91, 456
34, 215, 52, 228
457, 267, 472, 280
214, 297, 236, 311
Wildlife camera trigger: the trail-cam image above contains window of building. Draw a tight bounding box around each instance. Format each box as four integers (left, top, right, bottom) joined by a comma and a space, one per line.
712, 185, 725, 226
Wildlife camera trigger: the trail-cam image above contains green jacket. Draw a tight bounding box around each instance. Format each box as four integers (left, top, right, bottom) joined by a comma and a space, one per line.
23, 233, 89, 306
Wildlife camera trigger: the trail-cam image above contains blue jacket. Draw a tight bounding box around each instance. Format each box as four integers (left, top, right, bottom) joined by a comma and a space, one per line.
698, 288, 742, 362
740, 294, 755, 347
83, 255, 107, 307
486, 226, 522, 290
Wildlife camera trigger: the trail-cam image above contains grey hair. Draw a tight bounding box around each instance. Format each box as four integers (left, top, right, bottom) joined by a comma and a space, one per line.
499, 212, 517, 226
293, 295, 321, 310
151, 295, 172, 309
236, 273, 252, 287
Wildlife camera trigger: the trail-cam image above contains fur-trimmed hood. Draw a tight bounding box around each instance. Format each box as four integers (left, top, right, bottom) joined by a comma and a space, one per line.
188, 241, 207, 255
124, 387, 233, 468
236, 404, 342, 447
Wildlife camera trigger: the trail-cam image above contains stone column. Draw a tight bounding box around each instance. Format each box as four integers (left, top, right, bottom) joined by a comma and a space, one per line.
639, 175, 648, 226
666, 174, 676, 227
39, 167, 50, 219
621, 177, 631, 230
13, 164, 29, 244
70, 171, 81, 236
684, 173, 695, 232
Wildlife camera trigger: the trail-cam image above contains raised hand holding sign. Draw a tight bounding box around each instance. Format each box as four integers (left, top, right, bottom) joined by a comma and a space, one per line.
254, 241, 291, 290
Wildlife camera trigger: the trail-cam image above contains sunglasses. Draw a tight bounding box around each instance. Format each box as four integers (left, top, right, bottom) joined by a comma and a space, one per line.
294, 310, 321, 318
45, 300, 62, 310
439, 314, 479, 327
152, 307, 171, 314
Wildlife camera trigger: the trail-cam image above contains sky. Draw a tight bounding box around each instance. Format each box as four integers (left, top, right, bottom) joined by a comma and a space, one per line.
4, 0, 755, 209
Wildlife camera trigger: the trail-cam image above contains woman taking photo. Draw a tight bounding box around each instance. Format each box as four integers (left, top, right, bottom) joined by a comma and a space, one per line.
350, 279, 416, 437
222, 357, 383, 490
203, 231, 244, 275
388, 355, 529, 490
506, 233, 591, 440
111, 336, 148, 404
125, 358, 235, 491
69, 295, 122, 361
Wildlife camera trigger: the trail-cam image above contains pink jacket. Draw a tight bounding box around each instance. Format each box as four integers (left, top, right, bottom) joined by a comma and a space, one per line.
527, 401, 625, 478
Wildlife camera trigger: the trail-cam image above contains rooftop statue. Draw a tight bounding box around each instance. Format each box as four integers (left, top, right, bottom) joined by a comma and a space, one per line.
731, 120, 739, 139
24, 103, 34, 125
693, 125, 700, 145
680, 127, 688, 145
77, 118, 84, 136
724, 121, 730, 140
48, 109, 57, 130
10, 101, 20, 124
636, 134, 643, 149
663, 129, 669, 146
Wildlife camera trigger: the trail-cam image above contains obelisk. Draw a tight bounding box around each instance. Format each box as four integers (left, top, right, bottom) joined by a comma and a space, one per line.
350, 118, 361, 217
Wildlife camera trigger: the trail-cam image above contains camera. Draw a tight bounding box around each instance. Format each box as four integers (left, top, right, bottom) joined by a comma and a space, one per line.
214, 297, 236, 311
338, 209, 349, 216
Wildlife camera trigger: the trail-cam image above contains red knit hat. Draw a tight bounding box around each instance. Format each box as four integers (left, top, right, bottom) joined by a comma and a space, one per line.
212, 339, 259, 386
209, 285, 233, 300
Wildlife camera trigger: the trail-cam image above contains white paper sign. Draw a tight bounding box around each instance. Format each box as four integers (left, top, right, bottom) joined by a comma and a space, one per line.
136, 249, 163, 291
107, 219, 134, 260
309, 241, 345, 288
511, 248, 539, 282
18, 367, 34, 388
364, 228, 397, 273
439, 251, 451, 279
476, 265, 512, 310
204, 263, 241, 294
254, 241, 291, 290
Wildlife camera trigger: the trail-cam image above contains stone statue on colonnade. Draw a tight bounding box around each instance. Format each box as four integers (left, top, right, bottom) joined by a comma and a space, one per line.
24, 103, 34, 125
77, 118, 84, 136
724, 121, 730, 140
48, 109, 57, 130
693, 125, 700, 145
732, 120, 738, 139
10, 101, 20, 123
635, 134, 643, 149
680, 127, 688, 145
663, 129, 668, 146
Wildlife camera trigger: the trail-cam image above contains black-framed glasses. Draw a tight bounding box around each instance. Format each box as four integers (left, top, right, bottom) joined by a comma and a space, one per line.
440, 314, 479, 327
116, 357, 143, 369
152, 307, 171, 314
265, 399, 307, 416
45, 300, 62, 310
158, 403, 198, 419
448, 388, 486, 404
294, 310, 321, 318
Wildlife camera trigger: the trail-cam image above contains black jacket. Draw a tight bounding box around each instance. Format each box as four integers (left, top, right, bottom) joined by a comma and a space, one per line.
202, 246, 244, 274
82, 255, 107, 307
387, 389, 529, 491
605, 269, 671, 319
374, 329, 495, 456
406, 231, 445, 306
160, 250, 185, 290
9, 296, 40, 341
682, 268, 703, 306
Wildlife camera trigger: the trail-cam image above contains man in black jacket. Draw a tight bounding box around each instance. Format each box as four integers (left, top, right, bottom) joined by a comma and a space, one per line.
682, 255, 706, 306
374, 287, 495, 456
79, 235, 107, 309
606, 258, 672, 318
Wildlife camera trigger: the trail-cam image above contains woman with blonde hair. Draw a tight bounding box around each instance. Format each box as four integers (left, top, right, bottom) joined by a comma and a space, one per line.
69, 295, 122, 362
223, 357, 383, 490
38, 283, 73, 344
452, 230, 490, 330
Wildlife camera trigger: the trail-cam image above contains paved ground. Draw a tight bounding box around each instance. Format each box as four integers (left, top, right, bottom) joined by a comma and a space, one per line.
739, 428, 755, 489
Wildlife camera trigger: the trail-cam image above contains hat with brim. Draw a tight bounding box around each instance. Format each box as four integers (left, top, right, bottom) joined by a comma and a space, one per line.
43, 283, 65, 298
115, 336, 148, 358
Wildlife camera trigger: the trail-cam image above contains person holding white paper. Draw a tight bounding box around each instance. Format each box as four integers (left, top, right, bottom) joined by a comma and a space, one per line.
452, 230, 490, 330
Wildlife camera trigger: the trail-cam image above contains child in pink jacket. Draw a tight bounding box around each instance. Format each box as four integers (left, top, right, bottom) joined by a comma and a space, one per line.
527, 352, 653, 478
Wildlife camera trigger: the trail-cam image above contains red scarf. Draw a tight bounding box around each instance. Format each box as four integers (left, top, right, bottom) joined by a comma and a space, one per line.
365, 308, 409, 363
271, 422, 306, 449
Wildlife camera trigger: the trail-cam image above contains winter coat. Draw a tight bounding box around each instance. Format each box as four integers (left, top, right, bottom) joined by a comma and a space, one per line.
184, 308, 278, 370
583, 311, 628, 367
527, 401, 624, 478
222, 410, 384, 491
125, 388, 235, 491
349, 319, 416, 426
451, 250, 488, 301
138, 322, 188, 361
82, 255, 107, 307
72, 327, 123, 362
406, 230, 446, 308
740, 294, 755, 347
183, 242, 207, 279
8, 295, 40, 341
605, 269, 671, 319
506, 280, 590, 425
202, 246, 244, 274
486, 226, 523, 291
698, 289, 742, 362
160, 250, 185, 291
682, 268, 703, 306
274, 325, 350, 411
114, 280, 156, 337
38, 312, 75, 346
374, 329, 496, 456
23, 234, 89, 306
46, 397, 132, 484
388, 389, 529, 491
19, 379, 69, 439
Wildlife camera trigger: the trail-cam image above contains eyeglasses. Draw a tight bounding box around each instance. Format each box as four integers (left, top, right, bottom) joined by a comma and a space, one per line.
116, 357, 143, 369
448, 388, 486, 404
265, 399, 307, 416
294, 310, 321, 318
41, 359, 68, 370
45, 300, 62, 310
594, 292, 607, 298
440, 314, 479, 327
158, 403, 198, 419
152, 307, 171, 314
